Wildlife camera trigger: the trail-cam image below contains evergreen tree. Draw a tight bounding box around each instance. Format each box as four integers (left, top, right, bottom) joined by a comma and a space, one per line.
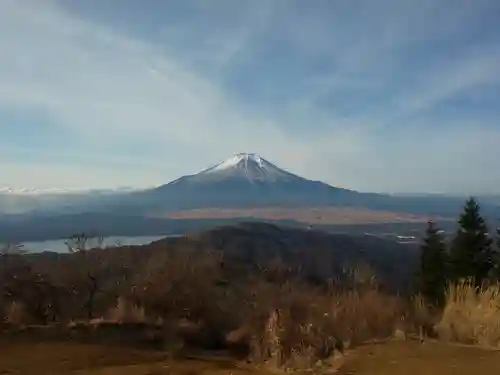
418, 221, 448, 306
450, 197, 493, 284
491, 225, 500, 280
497, 226, 500, 250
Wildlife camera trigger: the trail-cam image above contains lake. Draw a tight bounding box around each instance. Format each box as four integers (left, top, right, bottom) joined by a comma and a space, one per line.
21, 235, 172, 253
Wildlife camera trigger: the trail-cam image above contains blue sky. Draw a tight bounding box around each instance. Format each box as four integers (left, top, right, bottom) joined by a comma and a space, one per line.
1, 0, 500, 194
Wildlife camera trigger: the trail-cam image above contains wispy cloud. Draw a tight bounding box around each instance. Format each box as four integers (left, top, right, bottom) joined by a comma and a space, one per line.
0, 0, 499, 194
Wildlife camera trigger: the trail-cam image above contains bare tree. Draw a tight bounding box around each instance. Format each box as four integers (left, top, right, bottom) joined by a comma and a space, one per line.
64, 232, 104, 253
1, 243, 26, 320
65, 232, 104, 320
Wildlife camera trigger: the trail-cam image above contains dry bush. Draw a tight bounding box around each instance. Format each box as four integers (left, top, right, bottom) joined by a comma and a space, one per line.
398, 294, 439, 341
107, 297, 146, 323
237, 281, 407, 371
134, 248, 224, 319
327, 289, 406, 345
436, 281, 500, 348
131, 248, 234, 350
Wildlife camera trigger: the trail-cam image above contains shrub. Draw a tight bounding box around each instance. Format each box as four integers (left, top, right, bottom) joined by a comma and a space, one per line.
436, 281, 500, 348
328, 289, 406, 344
410, 294, 437, 339
238, 283, 406, 371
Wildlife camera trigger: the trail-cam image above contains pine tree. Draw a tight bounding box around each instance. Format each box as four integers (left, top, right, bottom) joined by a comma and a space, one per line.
497, 226, 500, 250
491, 225, 500, 280
450, 197, 494, 284
497, 226, 500, 255
418, 221, 448, 306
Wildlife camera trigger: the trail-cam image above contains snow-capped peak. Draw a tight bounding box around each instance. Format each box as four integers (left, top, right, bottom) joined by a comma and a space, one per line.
193, 153, 303, 183
208, 153, 265, 172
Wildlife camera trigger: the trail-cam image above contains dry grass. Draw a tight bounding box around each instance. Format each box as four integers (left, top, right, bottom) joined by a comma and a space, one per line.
2, 282, 500, 374
328, 290, 406, 344
410, 294, 436, 339
436, 281, 500, 348
240, 287, 406, 371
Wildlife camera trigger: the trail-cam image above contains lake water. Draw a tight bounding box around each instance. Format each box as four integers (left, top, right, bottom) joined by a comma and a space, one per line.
22, 235, 170, 253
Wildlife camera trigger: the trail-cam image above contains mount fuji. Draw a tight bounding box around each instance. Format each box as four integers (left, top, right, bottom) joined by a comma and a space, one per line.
121, 153, 381, 213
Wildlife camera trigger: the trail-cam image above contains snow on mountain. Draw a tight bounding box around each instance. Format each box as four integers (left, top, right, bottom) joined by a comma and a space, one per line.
175, 153, 306, 185
205, 153, 266, 172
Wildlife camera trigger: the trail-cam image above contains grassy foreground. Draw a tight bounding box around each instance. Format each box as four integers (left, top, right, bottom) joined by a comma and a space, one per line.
2, 340, 500, 375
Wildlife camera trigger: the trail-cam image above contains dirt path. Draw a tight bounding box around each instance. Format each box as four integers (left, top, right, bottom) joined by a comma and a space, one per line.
337, 340, 500, 375
0, 342, 262, 375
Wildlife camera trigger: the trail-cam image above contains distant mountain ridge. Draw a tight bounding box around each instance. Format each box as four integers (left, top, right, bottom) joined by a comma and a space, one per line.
0, 186, 140, 195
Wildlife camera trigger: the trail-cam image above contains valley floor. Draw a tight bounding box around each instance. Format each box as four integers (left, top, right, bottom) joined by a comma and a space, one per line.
161, 207, 432, 225
1, 340, 500, 375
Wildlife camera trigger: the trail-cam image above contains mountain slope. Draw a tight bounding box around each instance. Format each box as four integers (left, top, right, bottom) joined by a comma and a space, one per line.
130, 153, 377, 212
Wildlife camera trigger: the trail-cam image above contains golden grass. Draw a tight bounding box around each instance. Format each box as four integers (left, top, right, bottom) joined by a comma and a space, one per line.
436, 281, 500, 348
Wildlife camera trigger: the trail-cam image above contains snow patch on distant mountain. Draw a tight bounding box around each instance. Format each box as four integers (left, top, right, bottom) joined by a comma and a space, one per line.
0, 186, 140, 196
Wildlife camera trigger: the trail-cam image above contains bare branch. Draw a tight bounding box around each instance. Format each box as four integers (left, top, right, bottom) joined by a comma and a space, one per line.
64, 232, 104, 253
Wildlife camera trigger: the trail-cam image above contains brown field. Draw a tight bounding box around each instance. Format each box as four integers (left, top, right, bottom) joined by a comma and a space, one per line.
156, 207, 440, 225
2, 340, 500, 375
